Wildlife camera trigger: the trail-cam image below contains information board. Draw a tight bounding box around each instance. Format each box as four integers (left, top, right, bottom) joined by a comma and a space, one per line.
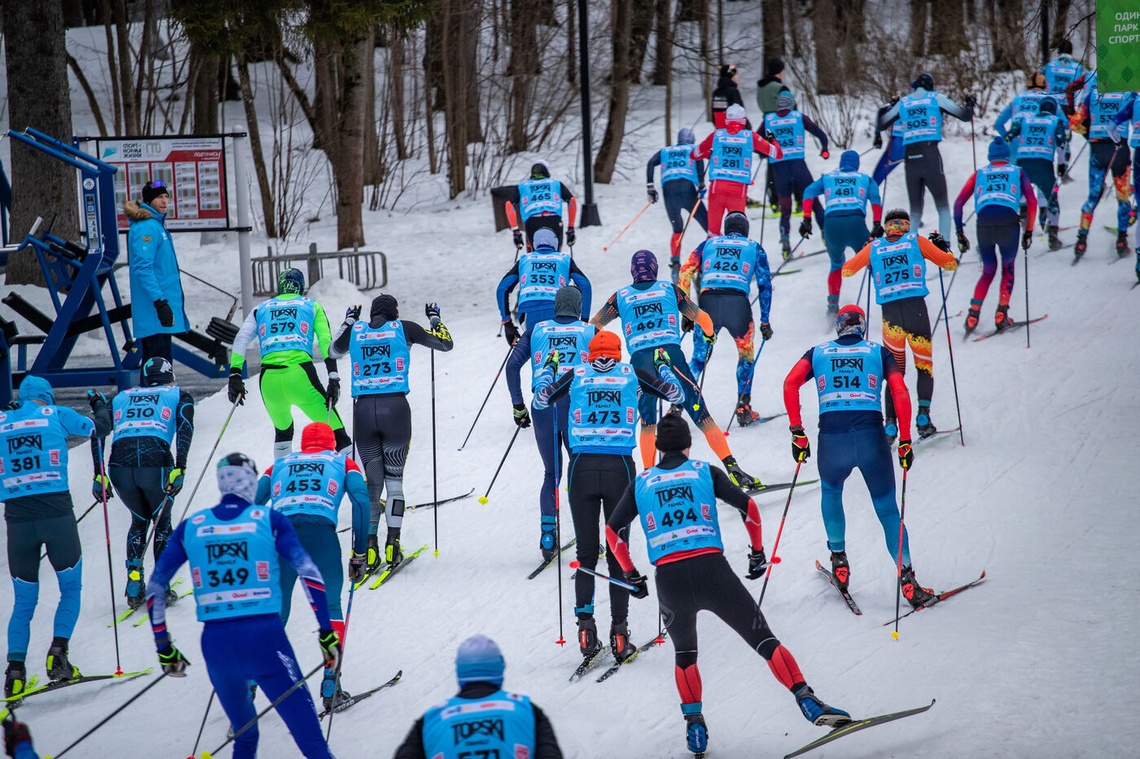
1097, 2, 1140, 94
95, 136, 229, 232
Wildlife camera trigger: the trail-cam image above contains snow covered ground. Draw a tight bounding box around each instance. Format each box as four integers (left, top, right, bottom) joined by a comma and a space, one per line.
3, 14, 1139, 759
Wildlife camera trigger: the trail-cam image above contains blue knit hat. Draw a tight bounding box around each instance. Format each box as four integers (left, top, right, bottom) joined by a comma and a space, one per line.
839, 150, 860, 171
678, 128, 696, 145
988, 137, 1011, 162
532, 228, 558, 250
18, 375, 54, 405
455, 635, 505, 686
630, 249, 659, 282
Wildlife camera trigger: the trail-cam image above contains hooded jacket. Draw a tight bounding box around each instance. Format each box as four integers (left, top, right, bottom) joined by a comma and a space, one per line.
126, 201, 189, 338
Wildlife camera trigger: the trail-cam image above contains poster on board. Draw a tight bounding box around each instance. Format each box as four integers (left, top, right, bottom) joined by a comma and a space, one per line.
95, 136, 229, 232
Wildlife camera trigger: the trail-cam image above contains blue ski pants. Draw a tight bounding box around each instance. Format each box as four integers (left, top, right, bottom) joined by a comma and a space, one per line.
280, 516, 344, 626
6, 514, 83, 661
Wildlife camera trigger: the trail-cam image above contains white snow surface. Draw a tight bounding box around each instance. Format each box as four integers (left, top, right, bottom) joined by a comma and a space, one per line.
3, 21, 1139, 759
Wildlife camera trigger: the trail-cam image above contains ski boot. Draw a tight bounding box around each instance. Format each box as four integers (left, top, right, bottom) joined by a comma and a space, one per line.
746, 195, 763, 209
1047, 225, 1063, 251
899, 565, 937, 608
321, 672, 352, 712
539, 515, 558, 563
125, 559, 145, 610
1038, 206, 1048, 228
794, 685, 852, 727
670, 256, 681, 284
610, 620, 635, 663
829, 551, 850, 591
780, 235, 792, 261
46, 637, 79, 682
915, 405, 936, 438
577, 617, 602, 659
994, 304, 1016, 332
385, 528, 404, 568
165, 586, 180, 607
734, 394, 760, 427
722, 456, 762, 491
1074, 231, 1088, 259
964, 302, 982, 337
1116, 231, 1130, 257
4, 661, 27, 700
682, 703, 708, 755
883, 415, 898, 443
366, 534, 382, 573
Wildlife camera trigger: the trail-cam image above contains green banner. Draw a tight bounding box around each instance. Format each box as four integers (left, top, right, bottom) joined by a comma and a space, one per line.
1097, 0, 1140, 93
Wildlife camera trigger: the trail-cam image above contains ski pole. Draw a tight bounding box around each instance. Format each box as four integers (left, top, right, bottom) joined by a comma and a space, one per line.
891, 467, 910, 639
603, 201, 653, 251
679, 193, 703, 249
201, 663, 325, 758
325, 579, 357, 742
50, 672, 168, 757
759, 179, 770, 247
42, 499, 98, 560
773, 236, 805, 276
477, 426, 521, 504
568, 561, 639, 591
933, 248, 969, 330
969, 114, 978, 173
936, 269, 966, 446
757, 458, 802, 609
430, 347, 439, 556
189, 689, 215, 759
459, 345, 512, 451
553, 410, 566, 647
95, 440, 123, 676
177, 398, 240, 523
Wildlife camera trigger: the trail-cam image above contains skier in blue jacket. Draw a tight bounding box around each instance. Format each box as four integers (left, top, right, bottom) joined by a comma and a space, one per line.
126, 181, 189, 365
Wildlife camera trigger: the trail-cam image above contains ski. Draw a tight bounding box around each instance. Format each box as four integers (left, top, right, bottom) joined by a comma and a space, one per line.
814, 560, 862, 615
912, 426, 962, 447
4, 668, 154, 704
783, 699, 936, 758
317, 670, 402, 719
746, 478, 819, 496
369, 544, 430, 590
568, 646, 611, 682
406, 489, 476, 511
595, 633, 667, 683
882, 570, 987, 625
774, 267, 802, 276
133, 588, 194, 626
527, 539, 577, 580
110, 578, 183, 627
0, 676, 38, 705
972, 314, 1048, 342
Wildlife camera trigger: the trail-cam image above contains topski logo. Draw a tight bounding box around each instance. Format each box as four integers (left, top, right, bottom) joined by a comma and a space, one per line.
655, 485, 694, 505
287, 461, 325, 475
830, 357, 864, 371
633, 302, 663, 317
880, 253, 909, 268
586, 389, 621, 405
361, 345, 391, 359
452, 718, 505, 742
6, 434, 41, 454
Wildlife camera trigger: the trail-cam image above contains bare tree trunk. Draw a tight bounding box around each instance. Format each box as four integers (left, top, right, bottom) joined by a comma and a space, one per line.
835, 0, 864, 78
508, 0, 538, 153
441, 0, 469, 197
628, 0, 654, 83
698, 0, 710, 107
423, 16, 445, 111
463, 2, 484, 143
100, 0, 122, 133
991, 0, 1028, 72
595, 0, 632, 183
237, 56, 277, 238
4, 0, 78, 285
362, 29, 383, 186
191, 44, 219, 134
1051, 0, 1072, 51
761, 0, 785, 62
910, 0, 928, 57
650, 0, 673, 86
112, 0, 139, 133
333, 37, 368, 249
567, 0, 578, 86
928, 0, 967, 56
812, 0, 841, 94
389, 29, 409, 160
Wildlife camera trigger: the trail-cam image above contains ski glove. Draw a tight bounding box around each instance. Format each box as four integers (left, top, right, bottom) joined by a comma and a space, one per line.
897, 439, 914, 470
698, 183, 707, 199
872, 131, 883, 150
566, 226, 577, 246
3, 717, 32, 757
790, 425, 811, 462
956, 229, 971, 254
227, 369, 246, 405
799, 218, 812, 239
929, 232, 952, 253
681, 316, 694, 333
327, 373, 341, 406
759, 322, 773, 340
871, 221, 885, 239
345, 305, 362, 322
625, 570, 650, 599
965, 94, 977, 109
512, 228, 524, 249
503, 321, 521, 347
165, 467, 184, 496
1057, 163, 1067, 179
92, 474, 114, 502
86, 389, 108, 413
1021, 228, 1033, 250
425, 302, 441, 330
647, 183, 659, 204
653, 347, 671, 369
745, 548, 769, 580
157, 642, 190, 677
543, 350, 561, 371
319, 629, 342, 670
349, 552, 366, 583
764, 130, 777, 144
512, 403, 531, 429
154, 299, 175, 328
820, 150, 830, 159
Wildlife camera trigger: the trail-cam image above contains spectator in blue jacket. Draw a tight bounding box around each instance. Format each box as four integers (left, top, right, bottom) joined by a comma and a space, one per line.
126, 180, 188, 366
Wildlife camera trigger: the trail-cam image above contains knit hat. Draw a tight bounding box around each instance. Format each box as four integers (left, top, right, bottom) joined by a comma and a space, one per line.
554, 286, 582, 319
765, 58, 785, 78
17, 375, 54, 405
300, 422, 336, 453
455, 635, 505, 686
588, 330, 622, 362
719, 64, 738, 78
277, 268, 305, 296
839, 150, 860, 171
630, 249, 659, 283
723, 211, 749, 237
725, 104, 747, 124
532, 228, 558, 250
141, 357, 175, 387
655, 415, 692, 452
678, 127, 696, 145
141, 180, 170, 205
775, 91, 796, 111
911, 72, 935, 91
1038, 97, 1058, 115
835, 304, 867, 338
530, 160, 551, 180
370, 293, 399, 322
988, 136, 1011, 162
216, 452, 258, 503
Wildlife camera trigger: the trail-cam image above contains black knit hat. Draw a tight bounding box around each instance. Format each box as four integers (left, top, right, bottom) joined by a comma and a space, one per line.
656, 415, 692, 452
141, 180, 170, 205
371, 293, 399, 322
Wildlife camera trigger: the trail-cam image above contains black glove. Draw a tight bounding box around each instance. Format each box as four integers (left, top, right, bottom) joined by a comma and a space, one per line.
3, 717, 32, 757
929, 232, 952, 253
889, 96, 900, 107
820, 149, 830, 159
318, 629, 342, 670
157, 640, 190, 677
86, 389, 108, 413
681, 316, 694, 333
745, 548, 769, 580
790, 425, 811, 462
799, 218, 812, 239
1057, 162, 1068, 179
871, 221, 885, 238
653, 347, 671, 369
764, 130, 777, 143
956, 229, 971, 254
512, 403, 531, 429
345, 304, 362, 322
1021, 228, 1033, 250
349, 553, 366, 583
228, 368, 246, 405
897, 439, 914, 470
503, 321, 521, 347
625, 570, 649, 599
425, 302, 442, 329
647, 183, 659, 203
512, 228, 524, 249
154, 299, 174, 328
566, 226, 576, 246
873, 131, 884, 150
965, 94, 977, 109
759, 322, 773, 340
326, 373, 341, 405
92, 473, 114, 501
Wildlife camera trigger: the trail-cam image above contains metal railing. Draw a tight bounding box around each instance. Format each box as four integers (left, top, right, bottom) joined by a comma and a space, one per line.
251, 243, 387, 297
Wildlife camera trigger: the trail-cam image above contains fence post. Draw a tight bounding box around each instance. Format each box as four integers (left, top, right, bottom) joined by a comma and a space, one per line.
307, 242, 320, 288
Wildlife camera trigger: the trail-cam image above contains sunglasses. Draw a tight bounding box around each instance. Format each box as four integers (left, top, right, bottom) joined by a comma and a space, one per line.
148, 180, 167, 190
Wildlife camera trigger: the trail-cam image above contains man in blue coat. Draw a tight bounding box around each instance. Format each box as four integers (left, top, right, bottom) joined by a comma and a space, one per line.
127, 181, 189, 365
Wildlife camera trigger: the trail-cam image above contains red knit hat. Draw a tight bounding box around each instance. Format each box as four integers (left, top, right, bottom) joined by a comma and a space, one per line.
588, 330, 622, 361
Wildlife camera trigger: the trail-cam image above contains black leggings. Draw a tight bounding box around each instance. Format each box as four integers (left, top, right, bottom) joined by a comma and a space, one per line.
567, 453, 635, 621
353, 393, 412, 532
109, 465, 173, 564
7, 514, 81, 581
655, 552, 781, 668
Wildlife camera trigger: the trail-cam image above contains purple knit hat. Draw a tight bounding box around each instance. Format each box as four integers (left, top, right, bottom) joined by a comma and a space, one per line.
630, 249, 659, 282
